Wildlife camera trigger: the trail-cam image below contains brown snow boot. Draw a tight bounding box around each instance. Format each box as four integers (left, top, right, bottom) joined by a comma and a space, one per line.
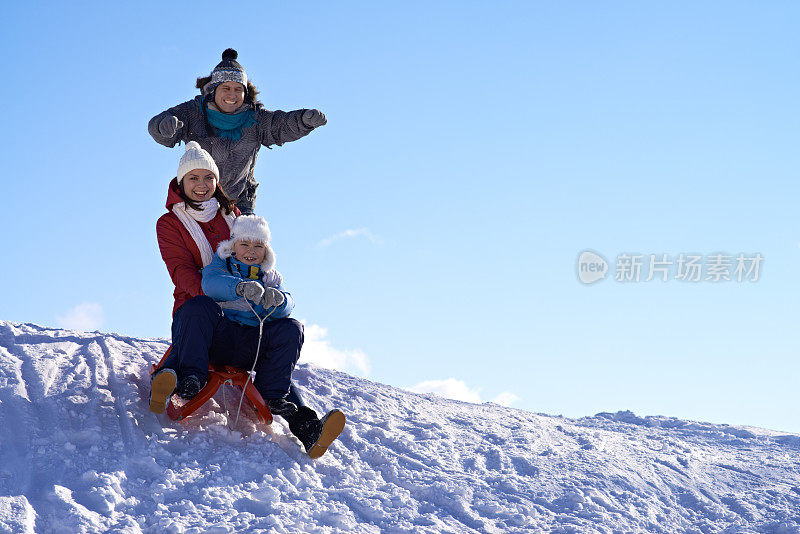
149, 368, 177, 414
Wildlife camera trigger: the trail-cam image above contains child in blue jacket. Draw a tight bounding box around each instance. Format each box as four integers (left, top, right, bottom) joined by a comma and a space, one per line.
200, 215, 298, 408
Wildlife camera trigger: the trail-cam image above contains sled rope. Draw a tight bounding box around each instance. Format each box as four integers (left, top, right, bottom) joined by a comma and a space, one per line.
221, 377, 235, 428
230, 299, 276, 430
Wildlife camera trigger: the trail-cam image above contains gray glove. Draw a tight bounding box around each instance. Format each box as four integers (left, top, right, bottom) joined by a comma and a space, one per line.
158, 115, 184, 137
261, 288, 285, 308
301, 109, 327, 128
262, 269, 283, 288
236, 280, 265, 304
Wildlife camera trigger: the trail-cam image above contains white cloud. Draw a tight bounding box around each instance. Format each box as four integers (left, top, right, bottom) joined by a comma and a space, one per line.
317, 228, 383, 248
407, 378, 482, 403
406, 378, 520, 407
491, 392, 521, 407
299, 322, 370, 376
56, 302, 104, 331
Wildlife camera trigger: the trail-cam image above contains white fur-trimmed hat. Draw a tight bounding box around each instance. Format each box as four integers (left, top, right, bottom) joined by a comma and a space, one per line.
216, 215, 276, 271
177, 141, 219, 183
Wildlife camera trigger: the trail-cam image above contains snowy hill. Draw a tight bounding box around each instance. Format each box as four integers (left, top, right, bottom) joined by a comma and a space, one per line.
1, 321, 799, 533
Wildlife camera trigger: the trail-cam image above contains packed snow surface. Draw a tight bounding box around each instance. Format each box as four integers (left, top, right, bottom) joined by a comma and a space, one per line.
1, 320, 799, 533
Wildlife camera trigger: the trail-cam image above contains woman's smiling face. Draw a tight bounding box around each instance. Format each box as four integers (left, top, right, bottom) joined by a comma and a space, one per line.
181, 169, 217, 202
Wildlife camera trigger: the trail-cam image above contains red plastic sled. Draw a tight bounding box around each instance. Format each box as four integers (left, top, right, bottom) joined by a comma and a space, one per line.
150, 346, 272, 425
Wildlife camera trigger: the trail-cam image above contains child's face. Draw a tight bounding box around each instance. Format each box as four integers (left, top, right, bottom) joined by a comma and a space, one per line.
233, 240, 266, 266
214, 81, 246, 113
182, 169, 217, 202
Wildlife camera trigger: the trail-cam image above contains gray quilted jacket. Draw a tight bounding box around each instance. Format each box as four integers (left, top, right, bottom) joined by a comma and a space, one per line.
148, 96, 316, 214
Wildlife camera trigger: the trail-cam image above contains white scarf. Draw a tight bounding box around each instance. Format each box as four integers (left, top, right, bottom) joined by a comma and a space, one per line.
172, 199, 236, 266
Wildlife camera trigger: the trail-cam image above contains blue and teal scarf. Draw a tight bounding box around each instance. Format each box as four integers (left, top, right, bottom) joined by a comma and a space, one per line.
206, 106, 256, 142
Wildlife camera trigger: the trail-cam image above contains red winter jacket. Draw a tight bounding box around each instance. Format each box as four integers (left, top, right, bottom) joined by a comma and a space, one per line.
156, 179, 240, 315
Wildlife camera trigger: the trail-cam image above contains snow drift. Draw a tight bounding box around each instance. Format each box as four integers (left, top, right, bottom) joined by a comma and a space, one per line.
1, 320, 799, 533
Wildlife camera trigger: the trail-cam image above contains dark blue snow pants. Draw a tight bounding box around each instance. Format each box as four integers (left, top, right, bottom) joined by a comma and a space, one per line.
163, 295, 305, 404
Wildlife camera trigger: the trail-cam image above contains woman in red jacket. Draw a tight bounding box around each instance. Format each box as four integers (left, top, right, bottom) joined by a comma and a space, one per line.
156, 141, 239, 316
152, 142, 344, 458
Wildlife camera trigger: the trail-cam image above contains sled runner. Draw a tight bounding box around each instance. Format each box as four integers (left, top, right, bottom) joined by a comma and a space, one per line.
150, 346, 273, 425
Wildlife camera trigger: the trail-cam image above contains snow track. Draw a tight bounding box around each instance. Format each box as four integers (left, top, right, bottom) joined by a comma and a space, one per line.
1, 320, 799, 533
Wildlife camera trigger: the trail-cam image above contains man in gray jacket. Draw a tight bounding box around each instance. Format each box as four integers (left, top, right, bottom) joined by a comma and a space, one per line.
148, 49, 327, 214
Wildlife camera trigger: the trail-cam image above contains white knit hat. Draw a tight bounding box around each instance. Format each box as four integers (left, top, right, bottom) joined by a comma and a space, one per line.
177, 141, 219, 183
216, 215, 276, 271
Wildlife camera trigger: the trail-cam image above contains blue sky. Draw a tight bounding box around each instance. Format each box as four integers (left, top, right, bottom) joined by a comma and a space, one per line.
1, 2, 798, 432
